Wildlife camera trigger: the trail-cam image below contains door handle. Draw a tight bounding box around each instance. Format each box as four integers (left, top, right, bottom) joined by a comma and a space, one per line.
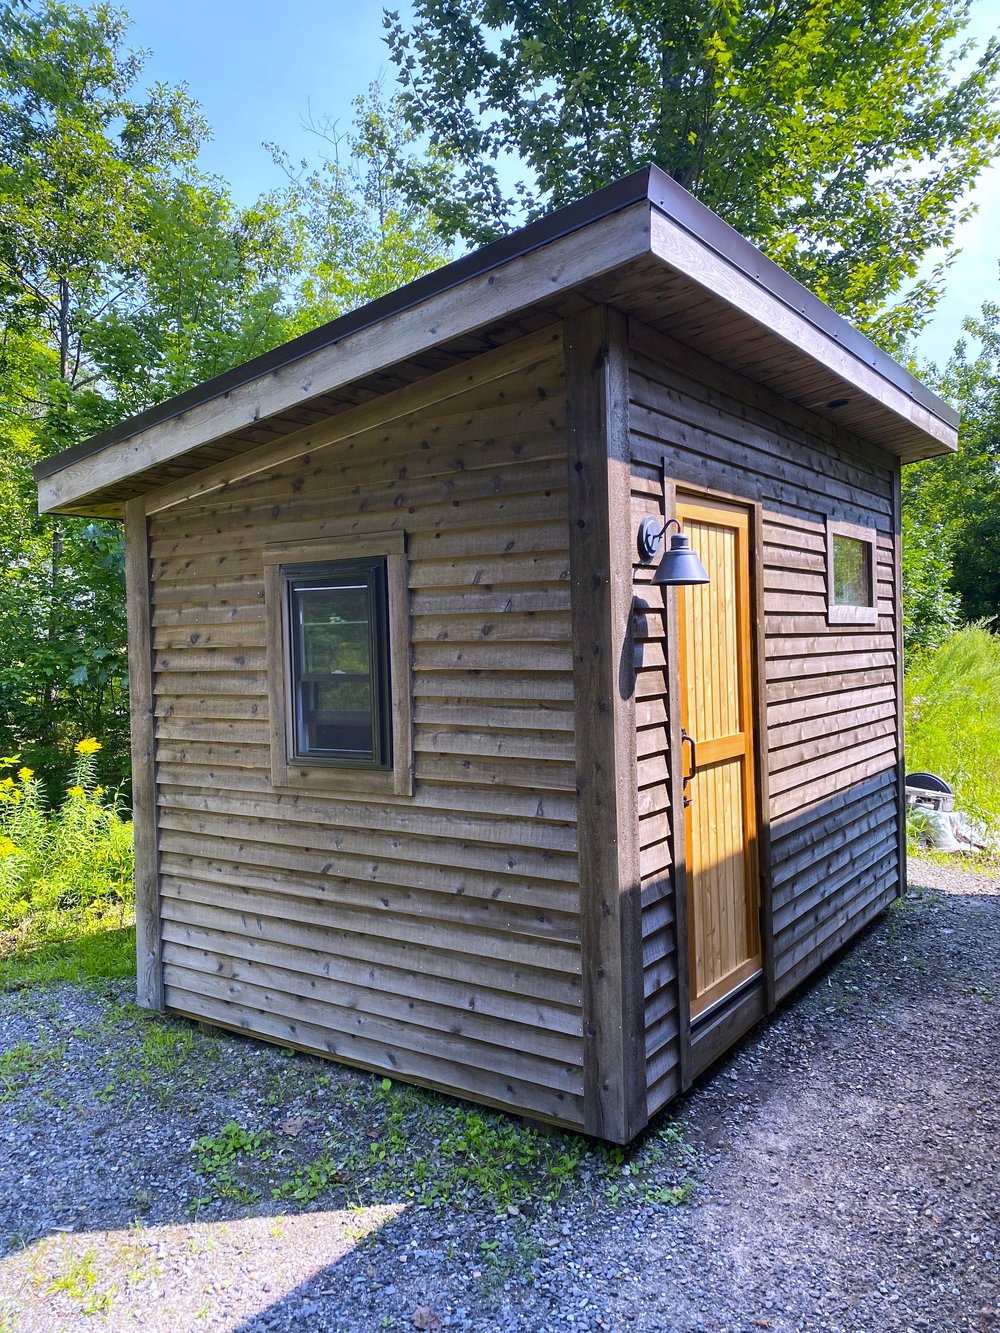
681, 728, 698, 779
681, 728, 698, 807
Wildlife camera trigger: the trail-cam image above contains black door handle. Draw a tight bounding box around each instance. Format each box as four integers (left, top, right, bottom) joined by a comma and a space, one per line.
681, 728, 698, 807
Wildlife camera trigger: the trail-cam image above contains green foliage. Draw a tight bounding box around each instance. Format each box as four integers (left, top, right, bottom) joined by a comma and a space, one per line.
192, 1120, 273, 1206
900, 506, 962, 655
0, 0, 207, 790
0, 737, 135, 987
269, 82, 449, 338
0, 3, 446, 795
43, 1246, 113, 1316
268, 1077, 694, 1215
904, 297, 1000, 637
905, 625, 1000, 830
0, 1037, 63, 1103
905, 802, 934, 853
386, 0, 1000, 347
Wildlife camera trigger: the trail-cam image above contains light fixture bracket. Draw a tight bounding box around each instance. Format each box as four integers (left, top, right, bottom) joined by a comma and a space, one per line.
637, 516, 681, 563
636, 515, 711, 586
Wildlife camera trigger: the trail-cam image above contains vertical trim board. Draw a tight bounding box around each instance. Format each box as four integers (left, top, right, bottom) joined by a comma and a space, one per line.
125, 496, 164, 1010
892, 463, 906, 898
565, 305, 647, 1143
752, 503, 776, 1012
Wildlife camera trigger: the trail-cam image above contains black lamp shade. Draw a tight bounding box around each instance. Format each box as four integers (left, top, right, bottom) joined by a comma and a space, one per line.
652, 532, 710, 586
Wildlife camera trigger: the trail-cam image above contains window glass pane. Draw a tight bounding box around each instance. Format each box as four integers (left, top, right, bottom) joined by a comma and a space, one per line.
289, 571, 387, 762
832, 534, 872, 607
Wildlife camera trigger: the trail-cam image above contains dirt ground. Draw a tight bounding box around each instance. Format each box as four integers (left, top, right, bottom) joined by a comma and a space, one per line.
0, 856, 997, 1333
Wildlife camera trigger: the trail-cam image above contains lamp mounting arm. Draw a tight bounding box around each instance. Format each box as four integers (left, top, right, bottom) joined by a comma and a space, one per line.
637, 515, 682, 563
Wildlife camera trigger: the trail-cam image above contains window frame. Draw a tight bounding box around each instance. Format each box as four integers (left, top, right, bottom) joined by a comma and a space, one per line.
825, 518, 878, 626
264, 532, 413, 796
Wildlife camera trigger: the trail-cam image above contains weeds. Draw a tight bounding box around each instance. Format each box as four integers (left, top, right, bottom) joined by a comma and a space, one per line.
0, 1040, 64, 1104
42, 1245, 115, 1317
191, 1121, 273, 1207
0, 740, 134, 990
906, 626, 1000, 832
266, 1080, 696, 1216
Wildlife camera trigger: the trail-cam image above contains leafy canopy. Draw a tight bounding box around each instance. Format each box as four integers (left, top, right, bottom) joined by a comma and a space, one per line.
904, 294, 1000, 641
0, 1, 447, 791
385, 0, 1000, 346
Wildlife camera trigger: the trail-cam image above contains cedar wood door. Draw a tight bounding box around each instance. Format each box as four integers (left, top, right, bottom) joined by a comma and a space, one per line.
676, 495, 762, 1019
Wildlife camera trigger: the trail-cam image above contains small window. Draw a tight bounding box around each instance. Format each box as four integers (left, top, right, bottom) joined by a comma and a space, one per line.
287, 559, 391, 767
264, 532, 413, 795
826, 519, 878, 625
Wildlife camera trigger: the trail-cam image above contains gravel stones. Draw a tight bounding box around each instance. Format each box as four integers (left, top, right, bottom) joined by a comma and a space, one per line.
0, 856, 997, 1332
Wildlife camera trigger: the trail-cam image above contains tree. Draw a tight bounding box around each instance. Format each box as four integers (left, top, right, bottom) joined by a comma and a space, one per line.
385, 0, 1000, 347
0, 0, 209, 788
0, 7, 449, 792
899, 507, 962, 655
904, 295, 1000, 642
269, 83, 450, 337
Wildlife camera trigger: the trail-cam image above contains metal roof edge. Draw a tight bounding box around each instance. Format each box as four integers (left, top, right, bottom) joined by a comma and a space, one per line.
34, 162, 957, 486
32, 167, 656, 483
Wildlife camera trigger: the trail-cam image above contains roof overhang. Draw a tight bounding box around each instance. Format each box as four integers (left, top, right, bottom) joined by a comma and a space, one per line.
35, 164, 958, 518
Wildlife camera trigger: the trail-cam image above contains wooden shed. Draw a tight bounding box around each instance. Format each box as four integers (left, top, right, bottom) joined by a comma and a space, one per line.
35, 166, 958, 1143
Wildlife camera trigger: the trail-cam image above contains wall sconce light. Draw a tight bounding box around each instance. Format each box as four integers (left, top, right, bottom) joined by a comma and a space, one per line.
637, 517, 711, 586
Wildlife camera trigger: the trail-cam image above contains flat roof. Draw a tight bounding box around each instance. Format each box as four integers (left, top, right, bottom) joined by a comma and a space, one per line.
35, 165, 958, 513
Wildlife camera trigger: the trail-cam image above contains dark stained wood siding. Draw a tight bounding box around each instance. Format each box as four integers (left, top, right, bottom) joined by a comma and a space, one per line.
630, 468, 683, 1117
145, 328, 587, 1129
627, 318, 902, 1116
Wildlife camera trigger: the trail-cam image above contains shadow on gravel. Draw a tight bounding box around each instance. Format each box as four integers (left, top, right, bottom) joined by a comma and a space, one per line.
2, 864, 997, 1332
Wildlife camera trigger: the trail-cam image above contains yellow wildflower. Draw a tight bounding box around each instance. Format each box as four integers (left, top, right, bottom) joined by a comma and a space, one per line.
0, 777, 13, 790
75, 738, 102, 756
94, 786, 104, 798
0, 836, 19, 857
17, 767, 33, 782
68, 785, 86, 798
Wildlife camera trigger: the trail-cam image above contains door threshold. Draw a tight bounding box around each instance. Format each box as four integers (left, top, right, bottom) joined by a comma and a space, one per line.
689, 974, 765, 1081
691, 968, 763, 1033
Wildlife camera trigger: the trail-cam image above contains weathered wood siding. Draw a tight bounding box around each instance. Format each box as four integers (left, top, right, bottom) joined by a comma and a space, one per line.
628, 319, 902, 1114
144, 327, 587, 1128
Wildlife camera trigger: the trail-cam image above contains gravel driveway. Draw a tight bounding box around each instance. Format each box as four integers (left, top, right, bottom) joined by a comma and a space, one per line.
1, 857, 997, 1333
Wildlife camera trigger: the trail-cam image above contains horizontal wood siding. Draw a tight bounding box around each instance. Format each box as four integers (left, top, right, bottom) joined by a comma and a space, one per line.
627, 318, 902, 1047
147, 328, 586, 1128
630, 466, 682, 1116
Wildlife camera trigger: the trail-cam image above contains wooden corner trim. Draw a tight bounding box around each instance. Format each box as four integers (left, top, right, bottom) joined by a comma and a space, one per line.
124, 497, 164, 1011
565, 305, 647, 1143
891, 466, 906, 898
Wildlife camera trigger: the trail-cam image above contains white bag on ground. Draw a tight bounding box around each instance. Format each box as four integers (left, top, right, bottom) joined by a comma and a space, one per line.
924, 809, 962, 852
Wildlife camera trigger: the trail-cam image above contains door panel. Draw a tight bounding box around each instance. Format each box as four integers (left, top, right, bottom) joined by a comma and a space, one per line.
676, 495, 761, 1020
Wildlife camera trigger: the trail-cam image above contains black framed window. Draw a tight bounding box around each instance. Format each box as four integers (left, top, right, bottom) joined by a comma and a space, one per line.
285, 558, 392, 768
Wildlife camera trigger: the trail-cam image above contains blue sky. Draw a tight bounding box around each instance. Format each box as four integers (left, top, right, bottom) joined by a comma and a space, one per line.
123, 0, 998, 368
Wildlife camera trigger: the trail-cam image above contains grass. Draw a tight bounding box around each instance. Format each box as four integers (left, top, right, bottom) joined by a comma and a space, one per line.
26, 1229, 162, 1323
0, 735, 701, 1223
0, 1039, 65, 1104
183, 1066, 696, 1218
905, 624, 1000, 833
0, 739, 135, 991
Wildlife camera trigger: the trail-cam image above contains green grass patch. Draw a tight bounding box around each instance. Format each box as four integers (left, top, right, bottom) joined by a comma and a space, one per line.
0, 1038, 65, 1103
906, 625, 1000, 831
92, 1003, 223, 1110
255, 1078, 695, 1215
0, 740, 135, 990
